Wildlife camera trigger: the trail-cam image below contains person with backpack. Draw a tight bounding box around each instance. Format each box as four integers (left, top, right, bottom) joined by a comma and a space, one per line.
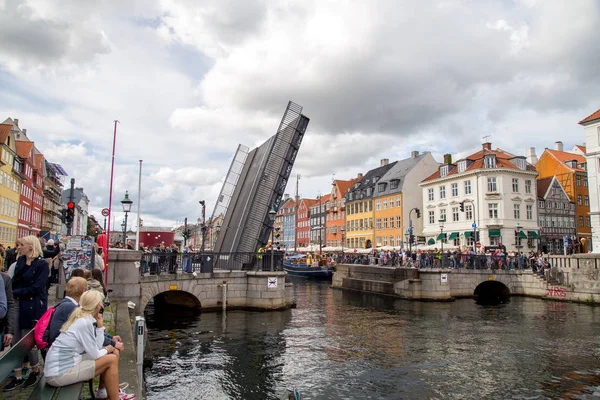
44, 290, 135, 399
3, 235, 49, 392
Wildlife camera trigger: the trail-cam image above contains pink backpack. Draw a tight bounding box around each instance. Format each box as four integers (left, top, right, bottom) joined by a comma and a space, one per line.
34, 306, 56, 350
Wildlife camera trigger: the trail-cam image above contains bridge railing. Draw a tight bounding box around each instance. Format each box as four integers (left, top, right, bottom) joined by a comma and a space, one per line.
139, 251, 283, 275
415, 254, 538, 271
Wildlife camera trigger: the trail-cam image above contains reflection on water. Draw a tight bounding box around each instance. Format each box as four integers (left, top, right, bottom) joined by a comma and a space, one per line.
145, 280, 600, 400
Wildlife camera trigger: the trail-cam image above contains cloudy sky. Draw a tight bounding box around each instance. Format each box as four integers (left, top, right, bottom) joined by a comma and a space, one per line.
1, 0, 599, 228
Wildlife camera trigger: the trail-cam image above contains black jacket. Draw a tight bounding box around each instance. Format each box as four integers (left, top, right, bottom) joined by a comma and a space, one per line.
12, 256, 49, 330
0, 272, 15, 335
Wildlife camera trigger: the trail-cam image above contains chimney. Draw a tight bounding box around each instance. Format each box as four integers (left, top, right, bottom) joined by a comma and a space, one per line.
411, 150, 419, 158
357, 173, 363, 179
283, 194, 290, 201
526, 147, 538, 166
443, 154, 452, 165
14, 119, 18, 127
22, 129, 27, 135
482, 142, 491, 150
554, 141, 563, 152
380, 158, 389, 167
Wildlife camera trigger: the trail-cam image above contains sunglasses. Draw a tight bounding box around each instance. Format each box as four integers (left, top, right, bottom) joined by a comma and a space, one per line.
99, 307, 105, 315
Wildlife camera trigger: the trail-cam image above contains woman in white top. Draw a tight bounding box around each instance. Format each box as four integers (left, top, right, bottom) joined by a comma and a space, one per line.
44, 290, 134, 400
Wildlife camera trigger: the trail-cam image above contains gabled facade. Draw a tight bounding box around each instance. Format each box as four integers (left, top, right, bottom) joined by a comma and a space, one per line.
373, 151, 438, 249
325, 178, 356, 248
345, 159, 397, 249
0, 122, 21, 245
296, 198, 316, 248
580, 107, 600, 253
536, 142, 591, 252
310, 193, 330, 248
279, 197, 296, 250
31, 148, 45, 237
41, 160, 66, 241
421, 142, 539, 252
15, 139, 36, 238
537, 176, 576, 255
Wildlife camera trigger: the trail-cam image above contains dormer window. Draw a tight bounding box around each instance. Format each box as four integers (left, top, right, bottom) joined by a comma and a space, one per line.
378, 182, 386, 192
484, 154, 496, 168
457, 160, 467, 173
390, 179, 399, 190
511, 157, 526, 170
440, 165, 449, 177
373, 176, 379, 183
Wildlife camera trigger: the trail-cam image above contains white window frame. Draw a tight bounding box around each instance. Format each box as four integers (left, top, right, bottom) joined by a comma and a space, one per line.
451, 183, 458, 197
464, 180, 471, 195
488, 203, 498, 219
487, 177, 497, 193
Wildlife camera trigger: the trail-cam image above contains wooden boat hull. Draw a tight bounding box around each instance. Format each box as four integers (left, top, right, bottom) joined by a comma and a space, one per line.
283, 261, 333, 279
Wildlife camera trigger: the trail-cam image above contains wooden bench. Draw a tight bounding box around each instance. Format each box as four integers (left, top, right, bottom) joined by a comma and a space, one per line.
0, 329, 94, 400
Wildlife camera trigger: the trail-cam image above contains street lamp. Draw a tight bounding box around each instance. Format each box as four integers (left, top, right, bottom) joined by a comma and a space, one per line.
340, 225, 345, 254
269, 207, 277, 271
439, 218, 446, 265
515, 222, 523, 251
121, 191, 133, 245
199, 200, 206, 253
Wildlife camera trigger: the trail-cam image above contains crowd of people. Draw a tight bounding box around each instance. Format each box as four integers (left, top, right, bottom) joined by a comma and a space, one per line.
0, 236, 135, 399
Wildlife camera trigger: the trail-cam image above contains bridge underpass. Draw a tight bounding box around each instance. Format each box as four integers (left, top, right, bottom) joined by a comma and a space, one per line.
473, 281, 511, 305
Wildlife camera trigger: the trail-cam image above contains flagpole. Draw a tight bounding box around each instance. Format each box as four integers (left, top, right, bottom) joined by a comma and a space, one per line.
136, 160, 143, 250
105, 120, 119, 288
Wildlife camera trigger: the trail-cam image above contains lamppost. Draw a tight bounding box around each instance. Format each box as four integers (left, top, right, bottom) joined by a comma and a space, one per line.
120, 191, 133, 245
120, 220, 125, 245
340, 225, 345, 254
408, 207, 420, 254
439, 218, 446, 258
199, 200, 206, 253
515, 222, 523, 252
269, 207, 277, 271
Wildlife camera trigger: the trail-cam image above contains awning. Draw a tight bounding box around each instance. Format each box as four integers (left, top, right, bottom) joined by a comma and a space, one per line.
437, 233, 447, 241
448, 232, 459, 240
528, 231, 539, 239
488, 229, 501, 237
427, 238, 435, 245
464, 231, 472, 238
518, 231, 528, 239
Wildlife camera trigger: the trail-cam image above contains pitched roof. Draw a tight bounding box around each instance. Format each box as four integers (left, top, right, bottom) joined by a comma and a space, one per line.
574, 145, 586, 154
0, 123, 11, 145
15, 141, 34, 159
422, 146, 535, 183
537, 177, 553, 199
378, 152, 430, 195
335, 178, 360, 197
579, 108, 600, 125
34, 153, 44, 170
545, 149, 586, 172
347, 161, 398, 199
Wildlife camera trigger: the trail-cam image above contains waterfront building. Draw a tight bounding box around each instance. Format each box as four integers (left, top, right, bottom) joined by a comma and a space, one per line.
345, 160, 397, 249
580, 108, 600, 253
296, 198, 317, 248
537, 176, 576, 254
280, 197, 296, 250
421, 142, 540, 252
41, 160, 67, 241
0, 121, 21, 245
310, 193, 330, 250
61, 187, 89, 236
373, 151, 438, 249
15, 137, 42, 238
138, 226, 174, 248
325, 179, 356, 248
535, 142, 591, 252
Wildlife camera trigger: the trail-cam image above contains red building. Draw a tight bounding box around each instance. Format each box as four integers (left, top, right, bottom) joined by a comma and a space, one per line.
139, 227, 175, 248
296, 198, 316, 248
326, 178, 359, 247
15, 140, 44, 238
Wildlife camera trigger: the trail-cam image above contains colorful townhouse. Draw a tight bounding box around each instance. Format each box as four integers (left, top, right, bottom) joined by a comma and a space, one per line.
421, 142, 540, 252
373, 151, 438, 248
325, 179, 357, 248
345, 159, 397, 249
579, 107, 600, 253
309, 193, 330, 249
296, 198, 317, 248
537, 176, 576, 254
15, 138, 39, 238
535, 142, 591, 252
280, 197, 296, 250
0, 121, 21, 245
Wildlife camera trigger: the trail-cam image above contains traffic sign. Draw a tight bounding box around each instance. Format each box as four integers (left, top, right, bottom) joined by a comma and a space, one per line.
101, 208, 110, 217
472, 223, 477, 229
476, 242, 482, 249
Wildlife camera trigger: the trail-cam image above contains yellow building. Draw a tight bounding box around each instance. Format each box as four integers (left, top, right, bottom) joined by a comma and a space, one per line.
0, 121, 21, 246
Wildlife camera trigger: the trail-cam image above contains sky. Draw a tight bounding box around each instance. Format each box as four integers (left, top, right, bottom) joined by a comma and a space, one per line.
1, 0, 599, 229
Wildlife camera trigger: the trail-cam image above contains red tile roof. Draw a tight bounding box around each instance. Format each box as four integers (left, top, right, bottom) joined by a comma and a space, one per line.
15, 141, 34, 159
574, 145, 586, 154
536, 177, 553, 199
579, 108, 600, 125
546, 149, 586, 172
335, 178, 361, 196
422, 146, 535, 183
34, 153, 44, 170
0, 123, 11, 145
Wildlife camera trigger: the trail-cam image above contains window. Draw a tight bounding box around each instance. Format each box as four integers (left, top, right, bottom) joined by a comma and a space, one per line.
451, 183, 458, 197
586, 216, 591, 227
376, 200, 381, 211
514, 204, 520, 219
584, 177, 588, 187
452, 207, 459, 221
383, 236, 388, 246
396, 196, 401, 207
525, 180, 532, 194
390, 180, 399, 190
369, 218, 373, 228
579, 216, 584, 227
396, 216, 401, 227
383, 200, 387, 210
458, 160, 467, 173
577, 195, 582, 206
539, 200, 544, 208
487, 177, 497, 192
484, 154, 496, 168
512, 178, 519, 193
464, 180, 471, 195
428, 188, 434, 201
439, 186, 446, 199
440, 209, 447, 222
389, 198, 394, 208
490, 236, 500, 246
429, 211, 435, 224
390, 217, 394, 228
376, 218, 382, 230
383, 218, 388, 229
465, 204, 473, 221
378, 183, 386, 192
440, 165, 449, 177
390, 236, 394, 246
576, 175, 581, 186
526, 205, 533, 220
488, 203, 498, 219
585, 196, 589, 206
369, 201, 373, 212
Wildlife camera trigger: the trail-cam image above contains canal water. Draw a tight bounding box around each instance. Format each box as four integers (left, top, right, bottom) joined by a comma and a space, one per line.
144, 280, 600, 399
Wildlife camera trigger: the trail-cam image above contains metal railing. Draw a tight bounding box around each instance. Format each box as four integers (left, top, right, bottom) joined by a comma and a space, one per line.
361, 253, 544, 271
139, 251, 284, 275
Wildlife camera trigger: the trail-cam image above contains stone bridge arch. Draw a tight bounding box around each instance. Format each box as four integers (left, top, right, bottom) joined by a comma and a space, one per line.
140, 279, 205, 312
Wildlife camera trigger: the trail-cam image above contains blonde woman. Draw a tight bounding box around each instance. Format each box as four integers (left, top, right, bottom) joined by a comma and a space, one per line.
44, 290, 134, 400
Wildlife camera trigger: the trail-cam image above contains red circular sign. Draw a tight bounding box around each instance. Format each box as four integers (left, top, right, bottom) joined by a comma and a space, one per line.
476, 242, 482, 248
101, 208, 110, 217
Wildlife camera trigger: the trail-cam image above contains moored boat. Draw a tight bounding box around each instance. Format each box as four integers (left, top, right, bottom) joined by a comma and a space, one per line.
283, 254, 333, 279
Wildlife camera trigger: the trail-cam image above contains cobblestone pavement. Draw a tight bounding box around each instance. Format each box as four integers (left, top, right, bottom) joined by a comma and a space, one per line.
0, 285, 113, 400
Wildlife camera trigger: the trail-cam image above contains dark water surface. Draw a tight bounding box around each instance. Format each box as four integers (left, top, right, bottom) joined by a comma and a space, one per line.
144, 280, 600, 400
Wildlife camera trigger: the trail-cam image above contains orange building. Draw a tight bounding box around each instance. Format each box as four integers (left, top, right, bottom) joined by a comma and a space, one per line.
536, 142, 591, 252
325, 179, 358, 248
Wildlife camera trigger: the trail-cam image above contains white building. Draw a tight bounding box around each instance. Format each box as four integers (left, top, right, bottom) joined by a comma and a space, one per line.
420, 142, 540, 252
580, 108, 600, 253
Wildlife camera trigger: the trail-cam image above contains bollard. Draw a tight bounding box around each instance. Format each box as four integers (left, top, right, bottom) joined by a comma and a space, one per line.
135, 316, 145, 384
222, 281, 227, 312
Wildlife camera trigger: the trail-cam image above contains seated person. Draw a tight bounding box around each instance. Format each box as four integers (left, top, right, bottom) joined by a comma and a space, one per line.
44, 290, 133, 400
